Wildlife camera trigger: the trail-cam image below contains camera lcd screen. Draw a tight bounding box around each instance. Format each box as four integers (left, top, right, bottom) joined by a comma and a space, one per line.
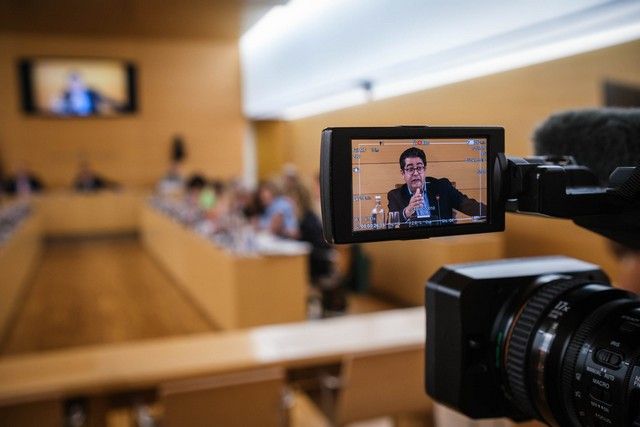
320, 126, 504, 244
351, 137, 488, 232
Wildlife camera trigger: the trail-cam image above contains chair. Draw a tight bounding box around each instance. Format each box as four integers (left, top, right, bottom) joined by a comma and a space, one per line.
434, 404, 548, 427
0, 400, 63, 427
333, 346, 433, 426
161, 367, 286, 427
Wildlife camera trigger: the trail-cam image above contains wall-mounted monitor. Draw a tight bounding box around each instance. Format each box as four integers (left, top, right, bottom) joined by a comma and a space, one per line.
603, 79, 640, 107
18, 57, 138, 117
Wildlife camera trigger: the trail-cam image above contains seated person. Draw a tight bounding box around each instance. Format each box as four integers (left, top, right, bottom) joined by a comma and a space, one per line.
257, 180, 299, 239
185, 173, 207, 207
156, 161, 185, 196
53, 72, 119, 116
3, 165, 44, 196
73, 161, 115, 192
290, 182, 335, 282
387, 147, 485, 222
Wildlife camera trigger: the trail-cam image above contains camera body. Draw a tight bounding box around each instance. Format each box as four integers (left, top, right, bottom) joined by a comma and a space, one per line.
319, 123, 640, 426
426, 256, 608, 420
427, 256, 640, 426
320, 125, 639, 248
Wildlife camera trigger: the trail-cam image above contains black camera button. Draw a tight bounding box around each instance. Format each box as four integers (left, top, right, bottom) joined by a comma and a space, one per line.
594, 349, 623, 368
595, 349, 610, 364
608, 352, 622, 367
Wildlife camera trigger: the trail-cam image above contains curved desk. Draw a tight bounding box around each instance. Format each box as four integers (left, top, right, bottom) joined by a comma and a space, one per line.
0, 205, 42, 340
140, 205, 308, 330
35, 190, 143, 237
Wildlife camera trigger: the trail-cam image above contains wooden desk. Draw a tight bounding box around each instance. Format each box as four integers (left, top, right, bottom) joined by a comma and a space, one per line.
0, 308, 545, 427
140, 205, 307, 329
0, 307, 424, 406
0, 208, 42, 338
36, 190, 143, 237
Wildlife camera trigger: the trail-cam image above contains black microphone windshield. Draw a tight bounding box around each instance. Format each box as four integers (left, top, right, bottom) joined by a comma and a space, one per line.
532, 108, 640, 185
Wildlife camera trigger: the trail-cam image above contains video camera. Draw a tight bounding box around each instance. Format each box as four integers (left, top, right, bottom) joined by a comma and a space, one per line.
319, 124, 640, 426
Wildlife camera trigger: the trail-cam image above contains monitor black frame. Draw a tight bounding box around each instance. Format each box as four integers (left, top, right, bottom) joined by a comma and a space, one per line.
320, 126, 505, 244
17, 56, 138, 117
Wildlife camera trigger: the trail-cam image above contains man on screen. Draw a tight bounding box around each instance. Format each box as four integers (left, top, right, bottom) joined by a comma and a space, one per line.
387, 147, 485, 223
53, 72, 121, 116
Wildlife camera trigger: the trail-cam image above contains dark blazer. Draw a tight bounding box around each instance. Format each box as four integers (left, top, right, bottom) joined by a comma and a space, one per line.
62, 89, 102, 115
74, 176, 108, 192
298, 210, 333, 282
387, 177, 485, 221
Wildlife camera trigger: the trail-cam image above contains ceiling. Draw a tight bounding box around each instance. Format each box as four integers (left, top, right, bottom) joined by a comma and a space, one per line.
0, 0, 285, 40
241, 0, 640, 119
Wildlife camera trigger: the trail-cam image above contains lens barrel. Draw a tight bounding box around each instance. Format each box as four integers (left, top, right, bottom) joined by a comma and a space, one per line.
499, 277, 640, 426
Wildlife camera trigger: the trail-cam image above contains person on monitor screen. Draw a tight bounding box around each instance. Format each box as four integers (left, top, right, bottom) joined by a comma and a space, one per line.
387, 147, 485, 223
53, 72, 107, 116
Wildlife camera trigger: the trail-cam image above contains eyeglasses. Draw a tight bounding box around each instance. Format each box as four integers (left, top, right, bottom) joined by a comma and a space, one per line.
403, 165, 425, 174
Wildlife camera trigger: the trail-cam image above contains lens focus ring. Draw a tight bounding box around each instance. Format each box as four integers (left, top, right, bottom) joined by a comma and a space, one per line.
504, 279, 587, 418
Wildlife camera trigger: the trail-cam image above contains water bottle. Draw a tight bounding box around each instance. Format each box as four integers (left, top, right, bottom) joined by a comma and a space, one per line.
370, 195, 385, 229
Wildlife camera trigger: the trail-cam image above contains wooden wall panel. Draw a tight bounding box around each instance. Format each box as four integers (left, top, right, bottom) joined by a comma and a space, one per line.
255, 120, 290, 181
354, 138, 484, 164
0, 400, 63, 427
353, 162, 484, 195
0, 33, 246, 188
161, 368, 285, 427
364, 234, 504, 305
283, 41, 640, 177
274, 40, 640, 288
336, 346, 431, 424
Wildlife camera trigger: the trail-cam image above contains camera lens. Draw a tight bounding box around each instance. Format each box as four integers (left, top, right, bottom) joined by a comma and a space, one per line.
497, 276, 640, 426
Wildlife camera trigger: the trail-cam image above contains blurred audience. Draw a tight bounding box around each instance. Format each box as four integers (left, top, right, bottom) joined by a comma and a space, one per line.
156, 161, 185, 196
199, 182, 216, 212
186, 174, 206, 199
290, 181, 346, 315
289, 181, 333, 282
182, 173, 208, 223
281, 163, 300, 194
73, 161, 117, 192
3, 164, 44, 196
256, 179, 299, 239
151, 167, 347, 317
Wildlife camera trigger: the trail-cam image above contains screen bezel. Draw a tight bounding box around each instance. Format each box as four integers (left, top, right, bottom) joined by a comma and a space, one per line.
321, 126, 505, 244
17, 56, 138, 117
